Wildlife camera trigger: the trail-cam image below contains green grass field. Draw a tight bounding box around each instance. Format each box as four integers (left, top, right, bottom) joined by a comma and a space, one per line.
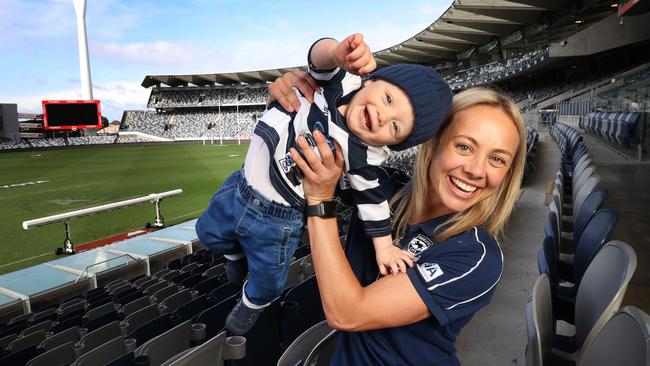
0, 143, 248, 275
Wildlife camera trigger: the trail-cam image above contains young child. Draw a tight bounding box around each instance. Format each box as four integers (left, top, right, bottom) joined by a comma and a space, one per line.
196, 33, 453, 335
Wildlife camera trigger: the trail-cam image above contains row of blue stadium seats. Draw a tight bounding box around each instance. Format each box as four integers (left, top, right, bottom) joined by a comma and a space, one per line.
527, 122, 648, 366
578, 111, 641, 149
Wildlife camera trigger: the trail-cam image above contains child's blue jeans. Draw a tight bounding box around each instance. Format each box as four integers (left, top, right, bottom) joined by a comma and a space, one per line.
195, 169, 304, 306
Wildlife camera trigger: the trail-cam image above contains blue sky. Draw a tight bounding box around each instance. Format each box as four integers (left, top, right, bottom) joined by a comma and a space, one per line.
0, 0, 449, 121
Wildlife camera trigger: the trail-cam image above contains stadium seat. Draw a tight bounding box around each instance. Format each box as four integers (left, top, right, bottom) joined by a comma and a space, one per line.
278, 320, 336, 366
74, 320, 122, 357
133, 320, 207, 366
209, 282, 241, 302
191, 274, 227, 295
114, 289, 144, 306
84, 302, 118, 323
50, 314, 84, 334
120, 296, 152, 317
0, 333, 18, 351
537, 212, 559, 287
82, 309, 124, 332
7, 328, 47, 351
559, 188, 608, 256
301, 323, 340, 366
173, 294, 219, 323
225, 298, 284, 366
179, 273, 205, 288
37, 325, 81, 351
26, 341, 76, 366
572, 175, 600, 219
0, 345, 42, 365
128, 314, 176, 346
576, 306, 650, 366
120, 304, 161, 335
201, 263, 225, 278
19, 319, 53, 337
280, 274, 325, 350
142, 280, 170, 296
193, 294, 238, 339
72, 335, 135, 366
525, 274, 553, 366
153, 331, 245, 366
554, 209, 619, 323
552, 241, 637, 360
160, 289, 194, 314
151, 284, 183, 303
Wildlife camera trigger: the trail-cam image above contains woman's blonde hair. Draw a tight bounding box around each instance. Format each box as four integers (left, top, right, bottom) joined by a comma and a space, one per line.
392, 87, 526, 242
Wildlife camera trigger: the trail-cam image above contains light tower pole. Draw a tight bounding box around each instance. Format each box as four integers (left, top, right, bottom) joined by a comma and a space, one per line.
72, 0, 93, 100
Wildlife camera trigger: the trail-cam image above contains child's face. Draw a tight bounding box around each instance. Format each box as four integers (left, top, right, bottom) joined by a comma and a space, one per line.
343, 79, 414, 147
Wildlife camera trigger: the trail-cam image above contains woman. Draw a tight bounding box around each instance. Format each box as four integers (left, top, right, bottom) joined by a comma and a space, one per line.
270, 74, 526, 365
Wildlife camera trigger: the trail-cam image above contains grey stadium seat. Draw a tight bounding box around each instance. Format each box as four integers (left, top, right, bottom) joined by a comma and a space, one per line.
525, 274, 552, 366
577, 306, 650, 366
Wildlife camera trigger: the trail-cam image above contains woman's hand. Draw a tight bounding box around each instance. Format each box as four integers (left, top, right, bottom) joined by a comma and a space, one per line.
267, 70, 319, 113
289, 130, 344, 205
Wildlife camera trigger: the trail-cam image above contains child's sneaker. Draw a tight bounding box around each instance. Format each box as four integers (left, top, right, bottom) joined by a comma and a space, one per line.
225, 299, 264, 335
226, 257, 247, 284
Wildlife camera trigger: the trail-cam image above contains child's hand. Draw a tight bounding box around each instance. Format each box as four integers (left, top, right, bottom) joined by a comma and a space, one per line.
334, 33, 377, 76
373, 236, 414, 276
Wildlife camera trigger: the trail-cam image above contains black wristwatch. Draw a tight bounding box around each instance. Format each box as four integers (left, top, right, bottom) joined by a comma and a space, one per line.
305, 201, 337, 218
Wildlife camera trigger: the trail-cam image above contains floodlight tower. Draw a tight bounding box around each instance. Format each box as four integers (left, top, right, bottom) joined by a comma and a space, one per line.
72, 0, 93, 100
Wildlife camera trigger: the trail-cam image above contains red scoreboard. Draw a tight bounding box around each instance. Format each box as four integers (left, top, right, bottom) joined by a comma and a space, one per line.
42, 100, 102, 131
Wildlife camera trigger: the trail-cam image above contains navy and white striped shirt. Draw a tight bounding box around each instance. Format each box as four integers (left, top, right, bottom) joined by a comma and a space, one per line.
244, 64, 392, 237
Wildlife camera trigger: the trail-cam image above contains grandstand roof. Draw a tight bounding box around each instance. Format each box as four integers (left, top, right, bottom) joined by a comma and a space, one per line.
142, 0, 617, 88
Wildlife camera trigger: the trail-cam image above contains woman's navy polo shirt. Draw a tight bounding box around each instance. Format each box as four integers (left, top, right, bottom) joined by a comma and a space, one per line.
331, 167, 504, 366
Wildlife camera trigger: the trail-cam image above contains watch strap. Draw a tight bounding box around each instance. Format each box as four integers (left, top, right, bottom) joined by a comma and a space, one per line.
305, 201, 337, 218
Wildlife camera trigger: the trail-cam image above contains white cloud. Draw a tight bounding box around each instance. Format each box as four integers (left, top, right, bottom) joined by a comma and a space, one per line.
0, 0, 74, 44
94, 41, 218, 67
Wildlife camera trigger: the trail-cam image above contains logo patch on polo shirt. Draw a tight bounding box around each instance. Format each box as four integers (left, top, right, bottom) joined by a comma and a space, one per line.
407, 234, 433, 255
417, 262, 444, 283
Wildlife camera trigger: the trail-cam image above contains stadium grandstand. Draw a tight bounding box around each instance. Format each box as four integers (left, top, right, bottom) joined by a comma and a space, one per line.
1, 0, 650, 365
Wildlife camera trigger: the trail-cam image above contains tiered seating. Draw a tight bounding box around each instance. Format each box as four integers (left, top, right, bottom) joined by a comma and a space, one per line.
579, 111, 644, 149
448, 48, 549, 90
68, 136, 116, 146
0, 210, 341, 366
0, 140, 30, 150
121, 108, 261, 140
525, 122, 647, 365
148, 86, 267, 109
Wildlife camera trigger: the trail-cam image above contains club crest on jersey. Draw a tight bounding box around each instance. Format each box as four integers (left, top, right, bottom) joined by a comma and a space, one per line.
417, 262, 444, 282
279, 154, 296, 173
407, 234, 433, 255
314, 121, 325, 133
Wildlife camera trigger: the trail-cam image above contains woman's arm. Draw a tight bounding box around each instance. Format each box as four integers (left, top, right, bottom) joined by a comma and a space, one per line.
291, 131, 430, 331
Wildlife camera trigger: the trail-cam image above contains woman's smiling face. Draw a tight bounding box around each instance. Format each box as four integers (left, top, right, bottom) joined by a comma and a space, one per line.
426, 104, 520, 217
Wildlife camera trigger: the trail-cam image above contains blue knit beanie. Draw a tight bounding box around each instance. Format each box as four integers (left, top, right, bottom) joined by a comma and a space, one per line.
368, 64, 452, 151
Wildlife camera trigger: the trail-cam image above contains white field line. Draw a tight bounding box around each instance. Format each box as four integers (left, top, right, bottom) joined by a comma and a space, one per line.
0, 182, 103, 201
0, 252, 52, 269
